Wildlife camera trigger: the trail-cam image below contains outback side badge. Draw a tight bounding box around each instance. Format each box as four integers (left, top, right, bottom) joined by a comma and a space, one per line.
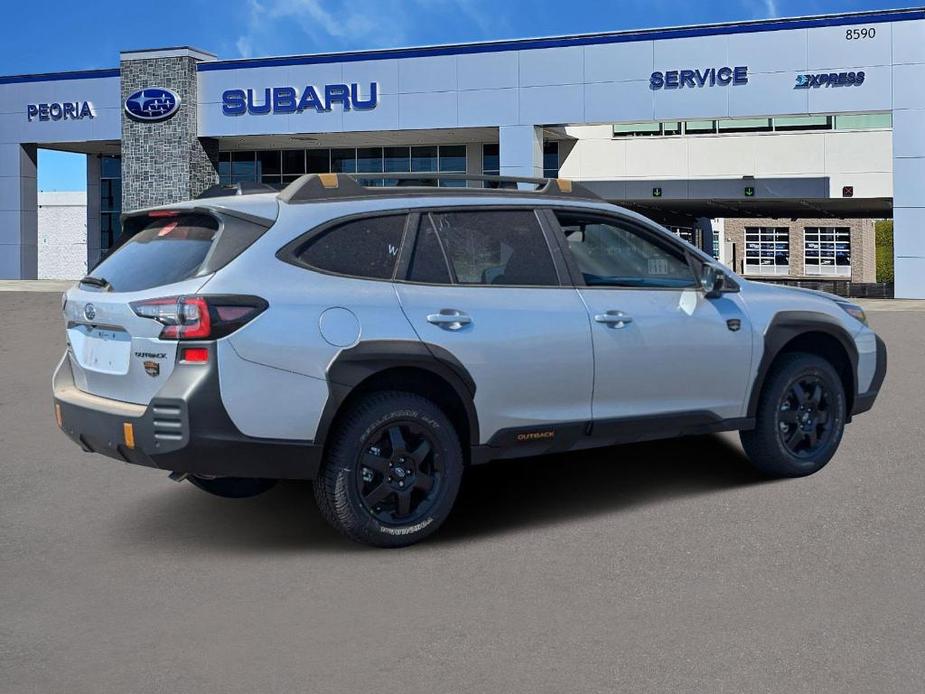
727, 319, 742, 332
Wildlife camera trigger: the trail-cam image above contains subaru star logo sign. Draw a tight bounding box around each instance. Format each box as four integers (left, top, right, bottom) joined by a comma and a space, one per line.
124, 87, 181, 122
83, 303, 96, 321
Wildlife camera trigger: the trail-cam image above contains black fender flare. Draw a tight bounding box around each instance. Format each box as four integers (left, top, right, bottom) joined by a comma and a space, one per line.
747, 311, 859, 418
313, 340, 479, 448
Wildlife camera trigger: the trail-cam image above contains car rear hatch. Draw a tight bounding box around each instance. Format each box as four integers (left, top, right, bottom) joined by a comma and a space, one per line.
63, 203, 275, 405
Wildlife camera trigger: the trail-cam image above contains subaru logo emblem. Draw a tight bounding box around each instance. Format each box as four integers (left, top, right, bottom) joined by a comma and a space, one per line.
84, 303, 96, 321
124, 87, 181, 122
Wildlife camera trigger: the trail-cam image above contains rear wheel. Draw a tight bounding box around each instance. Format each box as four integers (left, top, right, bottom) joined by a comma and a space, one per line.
741, 352, 846, 478
188, 476, 277, 499
314, 391, 463, 547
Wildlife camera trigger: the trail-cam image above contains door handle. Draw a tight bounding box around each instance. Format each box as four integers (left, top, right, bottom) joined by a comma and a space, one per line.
594, 310, 633, 328
426, 310, 472, 330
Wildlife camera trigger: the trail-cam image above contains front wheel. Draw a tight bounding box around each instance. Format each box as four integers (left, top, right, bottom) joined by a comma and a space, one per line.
314, 391, 463, 547
188, 476, 278, 499
740, 352, 847, 478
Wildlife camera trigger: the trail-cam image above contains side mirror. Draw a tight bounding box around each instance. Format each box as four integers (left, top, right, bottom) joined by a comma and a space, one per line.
700, 264, 726, 299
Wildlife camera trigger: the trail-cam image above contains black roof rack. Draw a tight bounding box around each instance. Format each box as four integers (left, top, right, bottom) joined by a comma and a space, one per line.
197, 181, 278, 199
277, 173, 602, 204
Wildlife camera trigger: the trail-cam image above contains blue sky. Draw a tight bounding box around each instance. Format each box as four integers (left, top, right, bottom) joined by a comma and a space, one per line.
0, 0, 908, 191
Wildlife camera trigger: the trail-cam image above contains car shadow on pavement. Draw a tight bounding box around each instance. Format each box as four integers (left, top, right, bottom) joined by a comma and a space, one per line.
115, 433, 766, 553
436, 433, 768, 543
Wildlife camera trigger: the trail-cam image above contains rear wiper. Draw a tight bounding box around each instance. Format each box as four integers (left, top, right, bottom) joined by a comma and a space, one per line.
79, 275, 111, 290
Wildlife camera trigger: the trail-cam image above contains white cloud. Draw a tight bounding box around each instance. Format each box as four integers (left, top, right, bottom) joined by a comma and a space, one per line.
233, 0, 499, 58
762, 0, 780, 18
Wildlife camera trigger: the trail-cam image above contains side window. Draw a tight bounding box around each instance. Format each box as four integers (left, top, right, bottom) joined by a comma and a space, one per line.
297, 215, 406, 279
418, 209, 558, 286
555, 213, 696, 288
408, 221, 452, 284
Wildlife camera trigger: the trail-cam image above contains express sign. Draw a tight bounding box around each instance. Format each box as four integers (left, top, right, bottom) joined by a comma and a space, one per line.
222, 83, 378, 116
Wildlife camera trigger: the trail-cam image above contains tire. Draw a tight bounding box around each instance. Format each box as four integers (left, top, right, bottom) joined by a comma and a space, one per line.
314, 391, 464, 548
740, 352, 847, 478
188, 476, 278, 499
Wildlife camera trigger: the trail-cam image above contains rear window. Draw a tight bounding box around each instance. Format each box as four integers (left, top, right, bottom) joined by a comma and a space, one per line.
88, 212, 265, 292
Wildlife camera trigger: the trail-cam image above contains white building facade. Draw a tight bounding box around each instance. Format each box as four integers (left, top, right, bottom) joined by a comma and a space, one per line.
1, 9, 922, 294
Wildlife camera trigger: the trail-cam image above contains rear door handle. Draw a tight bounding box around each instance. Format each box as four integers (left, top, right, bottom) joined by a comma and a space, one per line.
594, 310, 633, 328
426, 310, 472, 330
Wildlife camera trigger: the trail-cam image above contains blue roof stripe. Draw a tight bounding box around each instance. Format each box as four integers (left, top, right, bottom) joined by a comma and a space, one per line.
0, 68, 120, 85
197, 8, 925, 73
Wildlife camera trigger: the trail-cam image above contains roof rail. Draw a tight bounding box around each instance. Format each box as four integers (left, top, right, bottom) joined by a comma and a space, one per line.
277, 173, 602, 204
197, 181, 278, 199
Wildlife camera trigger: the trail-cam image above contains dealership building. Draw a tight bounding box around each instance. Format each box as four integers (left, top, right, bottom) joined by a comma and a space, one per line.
1, 8, 924, 296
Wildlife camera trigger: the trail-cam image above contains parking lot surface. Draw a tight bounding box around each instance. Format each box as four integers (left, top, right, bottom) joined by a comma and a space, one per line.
1, 291, 922, 693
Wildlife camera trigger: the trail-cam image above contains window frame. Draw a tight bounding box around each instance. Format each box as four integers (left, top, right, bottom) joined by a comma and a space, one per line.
394, 205, 572, 289
743, 226, 791, 277
542, 208, 705, 291
804, 226, 851, 277
276, 210, 414, 283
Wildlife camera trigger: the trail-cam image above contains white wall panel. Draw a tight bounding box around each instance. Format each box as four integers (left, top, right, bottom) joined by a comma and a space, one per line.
457, 52, 518, 91
729, 71, 808, 117
458, 88, 517, 127
893, 108, 925, 157
807, 65, 891, 113
754, 133, 825, 175
893, 156, 925, 207
653, 35, 729, 69
625, 138, 688, 178
583, 41, 653, 83
825, 130, 892, 173
653, 82, 730, 120
892, 19, 925, 65
807, 24, 892, 70
518, 46, 583, 87
342, 59, 399, 95
398, 91, 457, 129
727, 29, 807, 73
519, 84, 583, 125
585, 81, 653, 123
398, 55, 456, 93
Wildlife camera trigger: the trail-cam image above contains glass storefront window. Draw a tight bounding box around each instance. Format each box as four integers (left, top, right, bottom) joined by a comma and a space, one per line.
99, 155, 122, 254
684, 120, 717, 134
257, 150, 281, 177
482, 144, 499, 175
231, 151, 257, 183
306, 149, 329, 173
773, 115, 831, 131
543, 141, 559, 179
835, 113, 892, 130
613, 122, 662, 137
805, 227, 851, 276
716, 118, 772, 133
281, 149, 305, 175
744, 227, 790, 276
411, 146, 438, 173
331, 148, 356, 173
384, 147, 410, 172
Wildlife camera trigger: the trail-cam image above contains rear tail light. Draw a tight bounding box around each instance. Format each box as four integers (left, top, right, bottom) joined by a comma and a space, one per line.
130, 295, 267, 340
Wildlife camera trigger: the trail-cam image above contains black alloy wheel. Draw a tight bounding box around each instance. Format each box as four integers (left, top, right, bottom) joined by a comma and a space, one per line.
357, 421, 442, 525
741, 352, 846, 478
776, 375, 836, 457
314, 391, 464, 547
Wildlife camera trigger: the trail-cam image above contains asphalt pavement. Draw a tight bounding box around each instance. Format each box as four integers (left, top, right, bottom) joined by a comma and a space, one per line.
1, 291, 922, 693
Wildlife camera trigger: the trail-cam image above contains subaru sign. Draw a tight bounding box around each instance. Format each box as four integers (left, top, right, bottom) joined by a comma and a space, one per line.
794, 71, 866, 88
124, 87, 181, 122
221, 83, 378, 116
650, 66, 748, 90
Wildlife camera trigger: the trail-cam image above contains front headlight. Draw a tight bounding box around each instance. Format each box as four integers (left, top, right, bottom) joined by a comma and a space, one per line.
837, 301, 868, 326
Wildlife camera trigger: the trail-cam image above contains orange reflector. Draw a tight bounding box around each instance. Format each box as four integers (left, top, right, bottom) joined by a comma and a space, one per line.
123, 422, 135, 449
318, 173, 339, 189
55, 403, 63, 429
557, 178, 573, 193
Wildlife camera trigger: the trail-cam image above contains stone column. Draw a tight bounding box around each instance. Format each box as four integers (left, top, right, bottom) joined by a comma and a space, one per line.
86, 154, 101, 269
119, 48, 219, 212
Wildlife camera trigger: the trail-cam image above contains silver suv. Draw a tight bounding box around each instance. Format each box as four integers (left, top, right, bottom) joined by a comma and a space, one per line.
53, 174, 886, 547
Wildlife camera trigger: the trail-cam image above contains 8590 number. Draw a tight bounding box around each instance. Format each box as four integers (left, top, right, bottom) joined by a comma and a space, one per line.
846, 27, 876, 40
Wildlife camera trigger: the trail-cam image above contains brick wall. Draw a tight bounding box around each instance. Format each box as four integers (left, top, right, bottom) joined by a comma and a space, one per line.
722, 217, 876, 283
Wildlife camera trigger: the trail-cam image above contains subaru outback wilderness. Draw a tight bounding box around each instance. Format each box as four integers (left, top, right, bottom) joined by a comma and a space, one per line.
53, 173, 886, 547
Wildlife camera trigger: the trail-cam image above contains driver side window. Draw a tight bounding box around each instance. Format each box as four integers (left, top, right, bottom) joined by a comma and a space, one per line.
555, 212, 696, 288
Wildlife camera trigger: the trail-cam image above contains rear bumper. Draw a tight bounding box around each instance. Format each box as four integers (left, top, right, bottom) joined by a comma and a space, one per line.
851, 335, 887, 417
53, 346, 322, 480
